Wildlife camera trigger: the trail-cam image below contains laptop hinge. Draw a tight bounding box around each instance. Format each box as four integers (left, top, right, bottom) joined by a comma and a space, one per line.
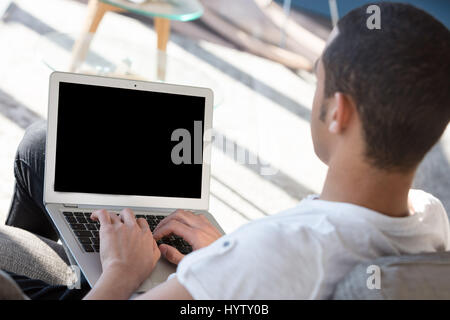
63, 204, 78, 208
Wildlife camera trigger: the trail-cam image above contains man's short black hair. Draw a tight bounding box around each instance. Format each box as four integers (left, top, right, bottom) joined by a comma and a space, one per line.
321, 2, 450, 171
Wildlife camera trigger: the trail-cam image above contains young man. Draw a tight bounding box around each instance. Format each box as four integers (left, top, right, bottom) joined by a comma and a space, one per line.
5, 2, 450, 299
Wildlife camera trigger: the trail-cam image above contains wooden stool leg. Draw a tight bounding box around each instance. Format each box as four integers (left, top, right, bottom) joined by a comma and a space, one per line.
154, 17, 171, 81
69, 0, 122, 72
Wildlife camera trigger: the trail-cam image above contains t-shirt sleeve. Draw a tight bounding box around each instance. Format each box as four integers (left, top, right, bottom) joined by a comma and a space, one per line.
176, 221, 324, 299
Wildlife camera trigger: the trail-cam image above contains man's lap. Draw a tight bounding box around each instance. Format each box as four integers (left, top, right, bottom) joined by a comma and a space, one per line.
5, 120, 60, 241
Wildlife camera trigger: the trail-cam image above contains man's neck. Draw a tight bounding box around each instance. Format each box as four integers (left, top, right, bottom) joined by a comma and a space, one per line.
320, 157, 416, 217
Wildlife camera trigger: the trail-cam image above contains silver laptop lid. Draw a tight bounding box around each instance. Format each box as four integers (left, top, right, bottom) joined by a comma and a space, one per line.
44, 72, 213, 210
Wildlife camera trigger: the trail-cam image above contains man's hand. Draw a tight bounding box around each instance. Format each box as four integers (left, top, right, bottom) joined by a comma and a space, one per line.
153, 210, 222, 265
89, 208, 161, 295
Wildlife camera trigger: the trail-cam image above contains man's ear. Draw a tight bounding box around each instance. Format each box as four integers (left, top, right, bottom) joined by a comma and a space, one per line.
328, 92, 353, 134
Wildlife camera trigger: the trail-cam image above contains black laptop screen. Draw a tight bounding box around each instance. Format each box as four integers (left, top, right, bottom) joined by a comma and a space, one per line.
54, 81, 205, 199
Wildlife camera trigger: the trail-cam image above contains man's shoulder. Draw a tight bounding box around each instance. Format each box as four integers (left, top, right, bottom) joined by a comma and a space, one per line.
409, 189, 448, 217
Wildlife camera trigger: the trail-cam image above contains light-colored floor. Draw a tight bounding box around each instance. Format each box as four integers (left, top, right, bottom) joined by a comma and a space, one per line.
0, 0, 449, 235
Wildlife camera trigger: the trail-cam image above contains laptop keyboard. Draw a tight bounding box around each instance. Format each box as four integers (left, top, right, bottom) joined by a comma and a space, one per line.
62, 211, 193, 255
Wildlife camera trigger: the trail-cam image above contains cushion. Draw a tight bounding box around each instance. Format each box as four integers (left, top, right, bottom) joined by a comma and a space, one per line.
0, 225, 71, 285
332, 251, 450, 299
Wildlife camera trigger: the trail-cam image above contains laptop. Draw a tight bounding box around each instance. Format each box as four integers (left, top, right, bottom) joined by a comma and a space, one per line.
44, 72, 224, 292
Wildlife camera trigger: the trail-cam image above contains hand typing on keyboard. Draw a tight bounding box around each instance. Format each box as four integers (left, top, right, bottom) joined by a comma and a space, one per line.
83, 208, 221, 299
90, 208, 161, 294
153, 209, 223, 265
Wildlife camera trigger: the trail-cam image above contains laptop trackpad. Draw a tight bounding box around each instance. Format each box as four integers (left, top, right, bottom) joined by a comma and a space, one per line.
136, 259, 177, 293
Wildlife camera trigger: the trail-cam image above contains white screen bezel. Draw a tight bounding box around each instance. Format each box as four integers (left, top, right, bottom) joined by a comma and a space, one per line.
44, 72, 212, 210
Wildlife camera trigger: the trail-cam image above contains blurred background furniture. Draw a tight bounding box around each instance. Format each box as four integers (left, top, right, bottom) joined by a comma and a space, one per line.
37, 31, 224, 106
70, 0, 203, 80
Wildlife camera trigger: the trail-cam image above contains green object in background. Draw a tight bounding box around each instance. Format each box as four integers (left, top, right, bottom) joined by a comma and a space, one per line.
101, 0, 203, 22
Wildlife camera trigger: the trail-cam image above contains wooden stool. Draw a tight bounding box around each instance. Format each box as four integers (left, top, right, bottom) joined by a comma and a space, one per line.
69, 0, 203, 80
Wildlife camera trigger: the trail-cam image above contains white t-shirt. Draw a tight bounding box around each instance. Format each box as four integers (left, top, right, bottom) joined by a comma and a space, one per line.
176, 189, 450, 299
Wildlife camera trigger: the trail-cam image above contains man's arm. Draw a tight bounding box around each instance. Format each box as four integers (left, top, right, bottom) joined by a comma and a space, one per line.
86, 268, 192, 300
84, 265, 142, 300
134, 276, 192, 300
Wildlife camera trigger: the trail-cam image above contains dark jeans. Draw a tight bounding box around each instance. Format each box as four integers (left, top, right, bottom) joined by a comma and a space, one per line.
6, 121, 58, 241
4, 121, 90, 299
5, 270, 89, 300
